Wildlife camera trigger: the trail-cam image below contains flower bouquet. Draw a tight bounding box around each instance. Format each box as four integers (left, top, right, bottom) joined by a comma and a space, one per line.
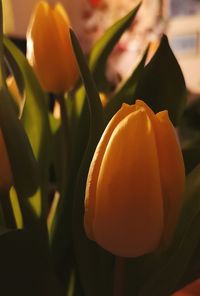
0, 1, 199, 295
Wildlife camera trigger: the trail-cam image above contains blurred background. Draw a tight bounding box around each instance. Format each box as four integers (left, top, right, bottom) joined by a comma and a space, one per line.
2, 0, 200, 95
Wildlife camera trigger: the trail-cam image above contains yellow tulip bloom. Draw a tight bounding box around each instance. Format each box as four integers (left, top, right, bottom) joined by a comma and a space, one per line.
26, 1, 79, 93
84, 100, 185, 257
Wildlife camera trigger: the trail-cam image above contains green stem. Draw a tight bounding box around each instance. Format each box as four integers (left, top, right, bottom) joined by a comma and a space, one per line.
57, 93, 70, 197
49, 93, 70, 240
49, 93, 71, 281
16, 190, 38, 229
113, 257, 125, 296
0, 189, 16, 228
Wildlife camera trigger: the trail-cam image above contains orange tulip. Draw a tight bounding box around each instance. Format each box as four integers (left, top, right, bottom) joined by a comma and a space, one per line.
84, 100, 185, 257
26, 1, 79, 93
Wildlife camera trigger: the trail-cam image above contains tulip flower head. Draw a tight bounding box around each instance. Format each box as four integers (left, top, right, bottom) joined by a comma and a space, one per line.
84, 100, 185, 257
27, 1, 79, 93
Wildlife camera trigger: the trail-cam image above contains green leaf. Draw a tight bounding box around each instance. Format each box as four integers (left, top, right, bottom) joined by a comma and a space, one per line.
70, 29, 104, 159
134, 35, 187, 126
66, 3, 141, 177
171, 164, 200, 247
0, 87, 39, 197
89, 3, 141, 92
0, 228, 65, 295
0, 201, 5, 227
133, 165, 200, 296
182, 146, 200, 175
104, 47, 148, 123
180, 96, 200, 130
68, 88, 90, 184
4, 37, 52, 220
4, 42, 24, 95
70, 30, 103, 132
66, 29, 104, 185
0, 190, 16, 228
179, 97, 200, 174
69, 30, 114, 296
49, 113, 60, 135
51, 30, 105, 288
48, 96, 70, 249
4, 37, 51, 176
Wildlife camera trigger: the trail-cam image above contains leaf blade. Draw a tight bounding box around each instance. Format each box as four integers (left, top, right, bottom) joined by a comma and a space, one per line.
89, 3, 141, 92
134, 35, 187, 125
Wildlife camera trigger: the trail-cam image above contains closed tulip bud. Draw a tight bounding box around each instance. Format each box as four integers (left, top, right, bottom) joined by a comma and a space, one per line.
0, 130, 13, 191
26, 1, 79, 93
84, 100, 185, 257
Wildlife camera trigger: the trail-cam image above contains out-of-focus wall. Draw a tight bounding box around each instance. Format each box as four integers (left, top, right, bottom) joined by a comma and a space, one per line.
3, 0, 161, 51
165, 0, 200, 93
3, 0, 90, 38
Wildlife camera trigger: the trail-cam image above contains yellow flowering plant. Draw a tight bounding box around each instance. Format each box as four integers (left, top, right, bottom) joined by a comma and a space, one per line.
0, 0, 200, 295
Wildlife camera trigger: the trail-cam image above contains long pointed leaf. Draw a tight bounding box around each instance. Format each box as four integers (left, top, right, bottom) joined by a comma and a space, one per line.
0, 228, 65, 295
0, 87, 39, 197
50, 30, 104, 287
70, 29, 103, 138
104, 46, 148, 123
134, 35, 187, 126
4, 37, 51, 175
4, 37, 52, 220
89, 3, 141, 92
69, 30, 114, 296
132, 165, 200, 296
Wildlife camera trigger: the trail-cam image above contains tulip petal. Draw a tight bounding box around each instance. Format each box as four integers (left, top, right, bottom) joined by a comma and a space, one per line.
155, 111, 185, 245
84, 103, 136, 239
27, 1, 78, 92
93, 108, 164, 257
27, 1, 60, 91
54, 3, 70, 26
135, 100, 185, 245
53, 4, 79, 91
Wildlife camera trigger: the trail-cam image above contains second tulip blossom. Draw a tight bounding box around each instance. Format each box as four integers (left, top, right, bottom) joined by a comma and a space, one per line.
26, 1, 79, 93
84, 100, 185, 257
